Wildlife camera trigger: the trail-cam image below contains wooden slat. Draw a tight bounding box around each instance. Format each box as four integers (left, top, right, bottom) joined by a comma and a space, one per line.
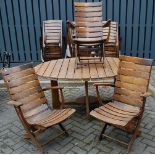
75, 12, 102, 17
118, 68, 150, 79
116, 74, 148, 86
75, 6, 102, 12
114, 87, 142, 99
34, 63, 43, 73
120, 61, 151, 72
100, 106, 136, 118
2, 63, 33, 76
75, 17, 102, 22
9, 80, 40, 94
43, 60, 57, 77
4, 68, 35, 81
19, 91, 45, 105
50, 59, 64, 79
89, 60, 98, 79
11, 85, 42, 100
104, 58, 114, 77
37, 61, 50, 76
22, 97, 47, 112
75, 22, 102, 27
113, 94, 143, 107
24, 104, 49, 118
119, 55, 153, 66
95, 61, 106, 78
39, 109, 75, 127
106, 57, 118, 75
66, 58, 76, 79
90, 110, 127, 126
58, 58, 70, 79
8, 74, 38, 88
81, 60, 90, 80
94, 108, 132, 122
104, 103, 139, 115
74, 2, 102, 7
73, 67, 82, 80
115, 81, 147, 93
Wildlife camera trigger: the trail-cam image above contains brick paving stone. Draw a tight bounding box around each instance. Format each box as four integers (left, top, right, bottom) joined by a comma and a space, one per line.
0, 75, 155, 153
143, 146, 155, 154
71, 146, 87, 154
1, 145, 13, 154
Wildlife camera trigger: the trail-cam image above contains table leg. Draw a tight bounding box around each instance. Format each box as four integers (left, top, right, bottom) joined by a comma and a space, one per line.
51, 80, 60, 109
85, 81, 90, 117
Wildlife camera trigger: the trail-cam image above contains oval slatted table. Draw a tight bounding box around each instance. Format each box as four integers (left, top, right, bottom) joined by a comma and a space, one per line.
34, 57, 119, 116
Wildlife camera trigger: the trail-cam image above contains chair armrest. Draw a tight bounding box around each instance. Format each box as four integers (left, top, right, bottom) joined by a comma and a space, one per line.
67, 20, 75, 29
140, 92, 152, 98
42, 86, 64, 91
94, 82, 115, 87
7, 101, 23, 107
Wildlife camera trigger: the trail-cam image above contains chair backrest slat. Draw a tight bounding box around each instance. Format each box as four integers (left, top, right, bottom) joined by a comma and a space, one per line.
74, 2, 103, 39
114, 55, 153, 107
1, 63, 48, 113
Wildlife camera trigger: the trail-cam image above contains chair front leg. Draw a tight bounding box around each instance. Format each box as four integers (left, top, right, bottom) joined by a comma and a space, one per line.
127, 119, 142, 153
99, 123, 108, 140
59, 123, 69, 136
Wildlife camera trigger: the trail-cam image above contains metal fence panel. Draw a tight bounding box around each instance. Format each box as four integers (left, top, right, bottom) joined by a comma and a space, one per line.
0, 0, 155, 63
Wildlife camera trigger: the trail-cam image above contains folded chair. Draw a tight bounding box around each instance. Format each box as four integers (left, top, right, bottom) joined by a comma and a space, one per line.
42, 20, 63, 62
1, 63, 75, 153
103, 21, 120, 57
90, 55, 153, 152
74, 2, 107, 67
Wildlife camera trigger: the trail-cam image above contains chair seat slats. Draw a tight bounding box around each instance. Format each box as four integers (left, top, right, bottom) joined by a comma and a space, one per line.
90, 102, 140, 127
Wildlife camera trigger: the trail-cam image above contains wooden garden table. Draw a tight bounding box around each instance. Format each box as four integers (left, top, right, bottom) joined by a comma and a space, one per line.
34, 57, 119, 116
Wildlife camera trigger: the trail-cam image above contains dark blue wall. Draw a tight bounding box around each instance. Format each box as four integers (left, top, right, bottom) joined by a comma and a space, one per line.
0, 0, 155, 63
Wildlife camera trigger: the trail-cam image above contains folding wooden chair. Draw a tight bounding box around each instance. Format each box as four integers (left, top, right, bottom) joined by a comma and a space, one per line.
90, 55, 153, 152
103, 21, 120, 57
42, 20, 63, 62
67, 20, 112, 58
1, 63, 75, 153
74, 2, 106, 67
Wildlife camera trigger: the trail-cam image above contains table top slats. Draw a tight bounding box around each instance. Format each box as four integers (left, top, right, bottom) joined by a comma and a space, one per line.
58, 58, 70, 79
35, 63, 43, 73
82, 60, 90, 80
107, 57, 118, 75
35, 57, 119, 81
95, 59, 106, 78
104, 58, 114, 77
74, 67, 82, 80
50, 59, 64, 79
113, 58, 119, 67
37, 61, 50, 77
43, 60, 57, 77
89, 60, 99, 80
66, 58, 76, 79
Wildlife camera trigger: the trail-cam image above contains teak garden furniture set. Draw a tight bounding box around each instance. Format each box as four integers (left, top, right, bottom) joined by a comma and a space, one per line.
1, 1, 154, 154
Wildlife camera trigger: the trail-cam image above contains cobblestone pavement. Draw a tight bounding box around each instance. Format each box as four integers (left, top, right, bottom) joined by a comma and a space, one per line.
0, 69, 155, 154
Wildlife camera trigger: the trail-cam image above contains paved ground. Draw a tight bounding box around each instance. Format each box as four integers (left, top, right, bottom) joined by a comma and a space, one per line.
0, 68, 155, 154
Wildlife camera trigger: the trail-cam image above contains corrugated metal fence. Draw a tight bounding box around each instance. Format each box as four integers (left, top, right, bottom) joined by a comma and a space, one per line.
0, 0, 155, 63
